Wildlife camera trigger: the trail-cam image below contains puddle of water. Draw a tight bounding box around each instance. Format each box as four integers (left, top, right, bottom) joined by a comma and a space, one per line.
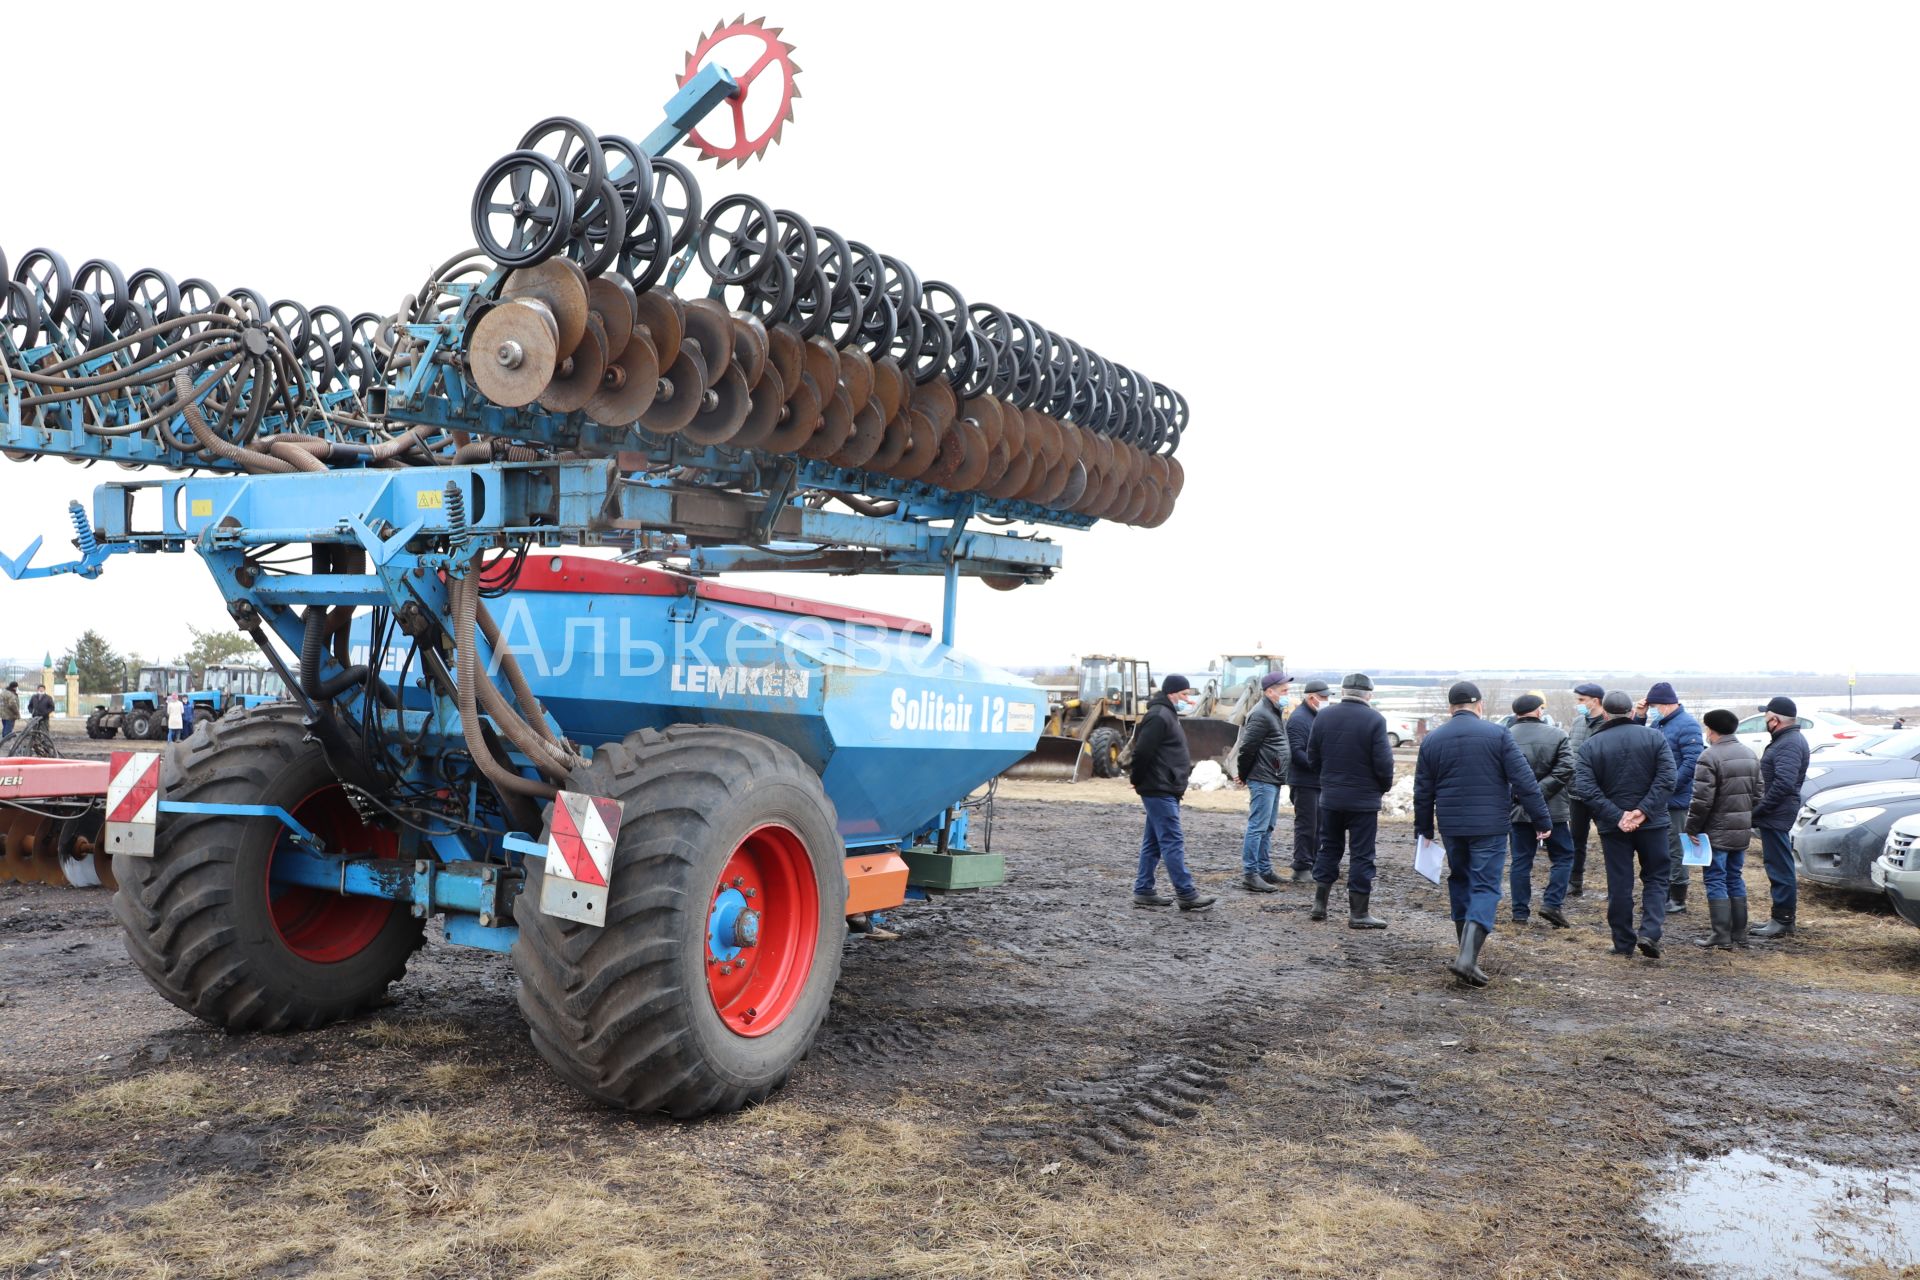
1646, 1148, 1920, 1279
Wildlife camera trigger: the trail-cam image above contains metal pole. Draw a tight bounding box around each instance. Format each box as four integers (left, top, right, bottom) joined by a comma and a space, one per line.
941, 558, 959, 648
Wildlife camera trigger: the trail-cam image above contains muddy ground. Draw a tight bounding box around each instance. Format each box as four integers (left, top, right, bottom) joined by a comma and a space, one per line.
4, 791, 1920, 1278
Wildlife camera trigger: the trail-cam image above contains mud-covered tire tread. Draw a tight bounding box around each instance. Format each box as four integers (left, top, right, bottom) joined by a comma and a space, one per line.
512, 724, 847, 1118
110, 703, 423, 1032
1088, 725, 1125, 778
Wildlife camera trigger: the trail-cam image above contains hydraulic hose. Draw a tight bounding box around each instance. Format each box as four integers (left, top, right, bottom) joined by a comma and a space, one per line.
452, 570, 561, 799
176, 371, 294, 472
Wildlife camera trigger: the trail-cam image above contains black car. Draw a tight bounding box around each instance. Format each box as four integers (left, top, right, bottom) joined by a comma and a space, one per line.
1791, 778, 1920, 894
1801, 729, 1920, 801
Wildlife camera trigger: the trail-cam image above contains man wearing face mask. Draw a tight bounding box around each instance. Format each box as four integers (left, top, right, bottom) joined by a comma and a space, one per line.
1129, 674, 1216, 912
1233, 672, 1293, 893
1750, 696, 1810, 939
1635, 682, 1704, 916
1566, 682, 1606, 897
1286, 680, 1332, 884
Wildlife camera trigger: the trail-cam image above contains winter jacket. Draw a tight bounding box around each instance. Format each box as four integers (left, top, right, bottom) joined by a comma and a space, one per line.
1508, 717, 1575, 826
1129, 692, 1193, 798
1572, 717, 1676, 833
1415, 710, 1549, 839
1286, 702, 1320, 790
1753, 724, 1811, 831
1234, 695, 1290, 788
1306, 698, 1395, 812
1685, 738, 1762, 850
0, 690, 17, 720
1567, 707, 1599, 756
1639, 706, 1704, 810
26, 692, 53, 718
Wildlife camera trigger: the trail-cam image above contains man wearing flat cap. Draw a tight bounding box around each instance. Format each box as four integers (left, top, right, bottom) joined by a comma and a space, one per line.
1635, 681, 1704, 916
1285, 680, 1333, 883
1566, 682, 1607, 897
1506, 693, 1576, 928
1572, 691, 1677, 958
1750, 696, 1809, 939
1305, 673, 1396, 928
1415, 681, 1551, 985
1233, 671, 1293, 893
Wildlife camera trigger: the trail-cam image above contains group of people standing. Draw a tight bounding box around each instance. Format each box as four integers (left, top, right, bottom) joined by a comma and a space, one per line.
0, 680, 55, 740
1125, 671, 1812, 987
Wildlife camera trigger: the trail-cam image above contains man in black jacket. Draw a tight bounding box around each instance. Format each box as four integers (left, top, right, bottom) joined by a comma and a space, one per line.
1506, 694, 1575, 928
1305, 673, 1396, 928
1566, 682, 1607, 896
1234, 672, 1292, 893
1285, 680, 1331, 883
1128, 675, 1215, 913
26, 687, 54, 719
1750, 696, 1810, 939
1572, 691, 1677, 957
1687, 708, 1762, 950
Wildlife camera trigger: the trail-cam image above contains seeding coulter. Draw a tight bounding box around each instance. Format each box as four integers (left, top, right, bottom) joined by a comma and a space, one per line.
0, 25, 1188, 1114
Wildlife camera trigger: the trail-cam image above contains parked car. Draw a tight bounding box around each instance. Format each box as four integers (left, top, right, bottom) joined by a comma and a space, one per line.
1791, 778, 1920, 894
1871, 814, 1920, 929
1384, 714, 1417, 749
1799, 728, 1920, 800
1733, 709, 1876, 757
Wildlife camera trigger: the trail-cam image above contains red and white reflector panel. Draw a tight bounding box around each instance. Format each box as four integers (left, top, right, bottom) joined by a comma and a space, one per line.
540, 790, 623, 925
105, 751, 162, 858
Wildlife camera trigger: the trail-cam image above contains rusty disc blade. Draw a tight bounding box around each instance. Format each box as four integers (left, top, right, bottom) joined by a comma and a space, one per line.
866, 408, 911, 471
962, 394, 1004, 452
1166, 455, 1185, 497
470, 300, 559, 408
633, 289, 685, 359
683, 298, 734, 389
586, 328, 661, 426
729, 364, 787, 450
768, 323, 805, 392
1146, 486, 1177, 527
1057, 458, 1089, 508
1004, 446, 1045, 501
538, 311, 610, 414
1034, 454, 1073, 506
762, 371, 823, 453
911, 378, 957, 435
0, 810, 28, 884
731, 313, 770, 387
800, 387, 856, 459
894, 409, 942, 480
832, 401, 888, 469
923, 419, 969, 488
1052, 421, 1084, 471
951, 421, 992, 491
1030, 410, 1062, 466
4, 811, 55, 885
504, 258, 589, 361
870, 358, 907, 422
587, 275, 637, 362
826, 341, 864, 410
640, 342, 709, 434
980, 437, 1021, 497
683, 362, 753, 446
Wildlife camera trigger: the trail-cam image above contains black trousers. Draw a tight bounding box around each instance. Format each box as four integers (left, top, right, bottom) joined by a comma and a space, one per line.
1290, 785, 1320, 870
1314, 807, 1378, 893
1569, 798, 1592, 882
1600, 825, 1671, 952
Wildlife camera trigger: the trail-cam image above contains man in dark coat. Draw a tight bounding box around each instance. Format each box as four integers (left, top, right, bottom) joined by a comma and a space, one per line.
1305, 673, 1396, 928
1415, 682, 1551, 986
1566, 682, 1606, 896
1750, 696, 1810, 939
1636, 681, 1704, 915
1686, 708, 1762, 950
26, 687, 54, 719
1285, 680, 1331, 883
1572, 690, 1677, 957
1128, 675, 1215, 913
1506, 694, 1575, 928
1234, 672, 1292, 893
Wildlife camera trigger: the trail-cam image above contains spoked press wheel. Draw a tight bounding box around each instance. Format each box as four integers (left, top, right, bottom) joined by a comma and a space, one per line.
111, 704, 424, 1031
513, 724, 848, 1117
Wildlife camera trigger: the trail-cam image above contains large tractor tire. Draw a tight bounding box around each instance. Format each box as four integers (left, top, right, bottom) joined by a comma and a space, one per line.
122, 706, 155, 740
1087, 725, 1126, 778
513, 724, 848, 1117
111, 704, 424, 1031
85, 709, 116, 740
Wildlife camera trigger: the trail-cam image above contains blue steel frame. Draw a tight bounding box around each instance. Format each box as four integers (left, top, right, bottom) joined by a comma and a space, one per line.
0, 64, 1054, 953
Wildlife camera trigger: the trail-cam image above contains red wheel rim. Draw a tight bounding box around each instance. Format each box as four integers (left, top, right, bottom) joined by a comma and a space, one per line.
705, 823, 818, 1037
266, 786, 400, 964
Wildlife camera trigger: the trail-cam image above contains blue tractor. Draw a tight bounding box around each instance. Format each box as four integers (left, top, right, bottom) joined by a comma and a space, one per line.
0, 48, 1187, 1114
85, 664, 193, 740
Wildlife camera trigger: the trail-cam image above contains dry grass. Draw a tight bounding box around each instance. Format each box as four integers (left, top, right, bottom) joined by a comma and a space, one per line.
56, 1071, 227, 1122
354, 1017, 469, 1050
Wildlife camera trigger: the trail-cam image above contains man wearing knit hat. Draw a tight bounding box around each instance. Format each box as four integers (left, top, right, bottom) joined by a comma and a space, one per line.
1305, 673, 1396, 928
1415, 682, 1551, 986
1127, 674, 1216, 912
1572, 691, 1677, 957
1636, 681, 1704, 916
1566, 682, 1607, 896
1686, 709, 1762, 950
1233, 671, 1293, 893
1506, 693, 1576, 928
1285, 680, 1334, 883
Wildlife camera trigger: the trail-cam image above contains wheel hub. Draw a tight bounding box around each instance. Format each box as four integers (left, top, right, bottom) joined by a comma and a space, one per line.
703, 824, 818, 1038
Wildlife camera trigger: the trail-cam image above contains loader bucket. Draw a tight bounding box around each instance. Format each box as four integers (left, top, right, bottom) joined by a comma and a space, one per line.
1002, 735, 1095, 783
1181, 717, 1241, 773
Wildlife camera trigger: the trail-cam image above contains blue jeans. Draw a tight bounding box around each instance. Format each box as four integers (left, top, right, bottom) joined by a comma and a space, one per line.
1314, 808, 1378, 893
1600, 825, 1671, 952
1702, 847, 1747, 901
1446, 833, 1508, 933
1758, 827, 1796, 917
1241, 781, 1279, 876
1509, 821, 1575, 918
0, 719, 12, 738
1136, 794, 1197, 898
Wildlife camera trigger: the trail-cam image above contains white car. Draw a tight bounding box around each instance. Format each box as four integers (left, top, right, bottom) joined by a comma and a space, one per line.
1733, 710, 1875, 756
1383, 714, 1417, 749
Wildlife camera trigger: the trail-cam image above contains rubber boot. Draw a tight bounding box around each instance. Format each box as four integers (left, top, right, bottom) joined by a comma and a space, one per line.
1448, 922, 1490, 987
1750, 911, 1794, 940
1454, 919, 1464, 942
1309, 882, 1331, 921
1693, 899, 1733, 950
1242, 872, 1279, 894
1568, 876, 1584, 899
1730, 898, 1749, 948
1666, 880, 1689, 915
1290, 866, 1312, 884
1347, 891, 1386, 929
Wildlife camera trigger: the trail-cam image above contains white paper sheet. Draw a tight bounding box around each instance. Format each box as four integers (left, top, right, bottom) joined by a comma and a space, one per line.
1414, 835, 1445, 884
1680, 832, 1713, 867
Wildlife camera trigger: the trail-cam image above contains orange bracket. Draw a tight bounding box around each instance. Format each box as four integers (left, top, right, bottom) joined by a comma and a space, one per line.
845, 851, 909, 916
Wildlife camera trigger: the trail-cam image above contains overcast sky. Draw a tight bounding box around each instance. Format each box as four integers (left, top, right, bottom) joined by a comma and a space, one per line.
3, 3, 1914, 677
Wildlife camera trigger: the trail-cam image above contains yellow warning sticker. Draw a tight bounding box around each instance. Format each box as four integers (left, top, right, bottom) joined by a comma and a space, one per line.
417, 490, 443, 510
190, 499, 213, 517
